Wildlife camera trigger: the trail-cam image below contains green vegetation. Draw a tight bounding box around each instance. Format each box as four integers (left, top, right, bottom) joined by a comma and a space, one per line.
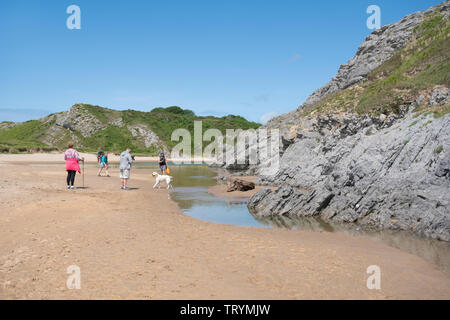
0, 120, 51, 150
79, 104, 119, 124
435, 145, 444, 154
413, 104, 450, 119
0, 104, 261, 154
303, 10, 450, 116
118, 106, 260, 150
408, 120, 419, 128
420, 120, 433, 128
432, 103, 450, 118
81, 125, 158, 154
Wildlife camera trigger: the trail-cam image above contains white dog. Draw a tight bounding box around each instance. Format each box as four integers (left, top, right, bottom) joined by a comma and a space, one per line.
152, 172, 173, 190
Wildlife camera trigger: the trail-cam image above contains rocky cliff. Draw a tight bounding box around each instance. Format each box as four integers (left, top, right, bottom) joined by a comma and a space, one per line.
299, 1, 450, 109
247, 2, 450, 241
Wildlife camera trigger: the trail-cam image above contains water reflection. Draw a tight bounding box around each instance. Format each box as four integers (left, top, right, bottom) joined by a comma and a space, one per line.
252, 214, 335, 232
171, 187, 269, 228
252, 213, 450, 274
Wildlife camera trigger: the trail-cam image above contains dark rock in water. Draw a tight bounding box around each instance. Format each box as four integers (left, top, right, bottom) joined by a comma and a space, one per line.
227, 179, 255, 192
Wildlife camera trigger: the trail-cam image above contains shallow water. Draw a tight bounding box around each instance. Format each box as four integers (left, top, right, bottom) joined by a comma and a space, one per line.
136, 163, 450, 275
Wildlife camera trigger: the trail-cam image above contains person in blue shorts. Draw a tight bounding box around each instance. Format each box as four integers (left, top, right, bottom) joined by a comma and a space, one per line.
97, 152, 110, 177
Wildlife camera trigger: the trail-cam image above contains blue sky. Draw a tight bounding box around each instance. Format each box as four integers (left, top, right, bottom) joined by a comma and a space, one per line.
0, 0, 443, 123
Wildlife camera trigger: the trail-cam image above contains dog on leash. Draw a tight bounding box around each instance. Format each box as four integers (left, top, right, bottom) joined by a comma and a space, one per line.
151, 172, 173, 190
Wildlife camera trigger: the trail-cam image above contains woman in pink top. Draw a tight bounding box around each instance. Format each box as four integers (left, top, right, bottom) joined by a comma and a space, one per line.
64, 142, 84, 189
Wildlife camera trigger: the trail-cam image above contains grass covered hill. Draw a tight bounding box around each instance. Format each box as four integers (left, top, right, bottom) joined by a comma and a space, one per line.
305, 11, 449, 117
0, 104, 260, 155
267, 3, 449, 130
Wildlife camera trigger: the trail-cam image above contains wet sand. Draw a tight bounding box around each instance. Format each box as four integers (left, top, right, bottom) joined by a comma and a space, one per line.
0, 155, 450, 299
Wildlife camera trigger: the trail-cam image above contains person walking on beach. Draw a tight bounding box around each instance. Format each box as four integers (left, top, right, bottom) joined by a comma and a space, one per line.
97, 152, 110, 177
97, 150, 103, 164
159, 151, 167, 175
120, 148, 133, 190
64, 142, 84, 189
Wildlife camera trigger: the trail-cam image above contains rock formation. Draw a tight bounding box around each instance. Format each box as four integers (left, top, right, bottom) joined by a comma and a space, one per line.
247, 2, 450, 241
227, 179, 256, 192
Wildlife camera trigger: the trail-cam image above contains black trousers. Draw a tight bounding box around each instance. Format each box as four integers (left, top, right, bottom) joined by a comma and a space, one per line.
67, 170, 76, 186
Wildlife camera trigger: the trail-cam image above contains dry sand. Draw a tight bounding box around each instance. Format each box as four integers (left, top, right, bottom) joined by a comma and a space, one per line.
0, 152, 210, 164
0, 154, 450, 299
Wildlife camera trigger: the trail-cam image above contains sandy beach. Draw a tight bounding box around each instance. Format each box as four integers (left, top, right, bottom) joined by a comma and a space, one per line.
0, 154, 449, 299
0, 153, 210, 164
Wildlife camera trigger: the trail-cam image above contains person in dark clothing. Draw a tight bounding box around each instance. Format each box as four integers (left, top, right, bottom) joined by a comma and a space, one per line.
159, 152, 167, 175
67, 170, 76, 186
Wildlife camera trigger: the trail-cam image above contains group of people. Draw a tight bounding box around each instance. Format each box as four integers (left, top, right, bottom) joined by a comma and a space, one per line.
64, 142, 168, 190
